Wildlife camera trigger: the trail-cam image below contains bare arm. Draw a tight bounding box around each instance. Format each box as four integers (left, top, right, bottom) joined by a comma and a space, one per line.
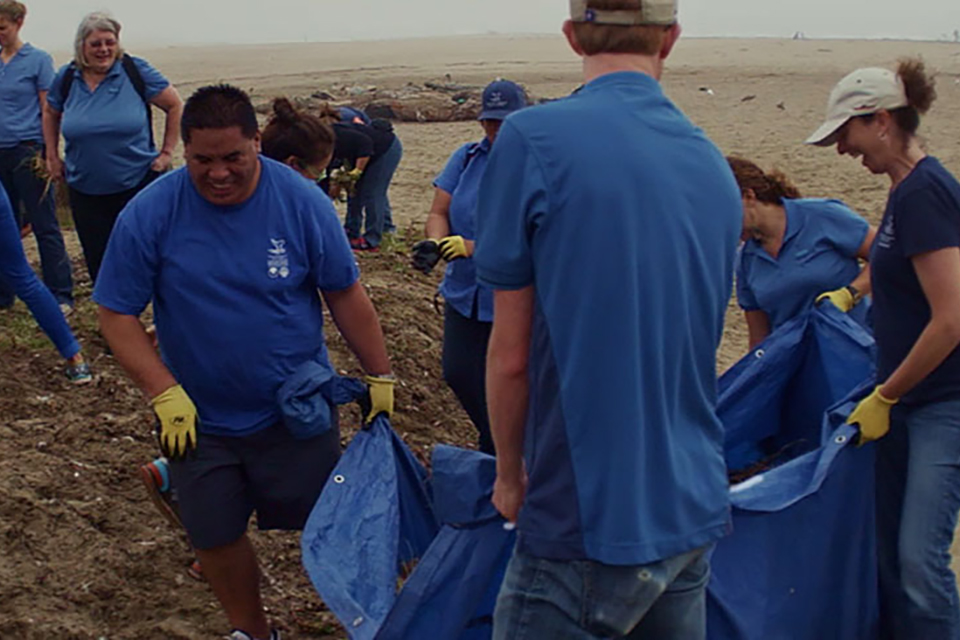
149, 86, 183, 171
487, 286, 535, 522
880, 247, 960, 399
848, 226, 877, 297
745, 310, 771, 350
425, 188, 452, 240
41, 102, 64, 180
355, 156, 370, 173
322, 281, 391, 376
99, 307, 177, 399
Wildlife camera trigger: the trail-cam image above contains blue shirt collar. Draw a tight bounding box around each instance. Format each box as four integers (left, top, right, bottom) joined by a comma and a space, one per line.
0, 42, 34, 62
743, 199, 803, 263
579, 70, 663, 95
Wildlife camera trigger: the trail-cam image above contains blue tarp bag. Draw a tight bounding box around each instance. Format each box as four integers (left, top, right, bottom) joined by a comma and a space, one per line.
302, 422, 514, 640
707, 306, 879, 640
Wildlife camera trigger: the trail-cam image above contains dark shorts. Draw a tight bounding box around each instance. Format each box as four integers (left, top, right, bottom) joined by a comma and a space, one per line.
168, 421, 341, 550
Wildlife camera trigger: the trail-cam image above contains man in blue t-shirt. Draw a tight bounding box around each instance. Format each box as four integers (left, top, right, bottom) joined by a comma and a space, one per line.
474, 1, 741, 637
93, 85, 394, 640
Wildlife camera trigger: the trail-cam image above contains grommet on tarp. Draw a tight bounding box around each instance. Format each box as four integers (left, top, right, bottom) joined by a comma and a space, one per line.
352, 616, 364, 627
834, 435, 848, 445
334, 474, 346, 484
754, 349, 765, 359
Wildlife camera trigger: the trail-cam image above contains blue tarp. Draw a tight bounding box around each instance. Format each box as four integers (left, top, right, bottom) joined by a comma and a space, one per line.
302, 420, 514, 640
304, 305, 879, 639
707, 305, 879, 640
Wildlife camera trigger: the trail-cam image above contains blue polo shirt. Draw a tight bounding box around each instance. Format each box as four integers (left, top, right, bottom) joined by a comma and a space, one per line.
0, 43, 54, 147
737, 198, 870, 330
46, 56, 168, 195
871, 157, 960, 405
434, 139, 493, 321
93, 158, 360, 436
474, 71, 741, 566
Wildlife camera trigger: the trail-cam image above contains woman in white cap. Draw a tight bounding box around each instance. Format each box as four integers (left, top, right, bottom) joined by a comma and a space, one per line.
808, 59, 960, 638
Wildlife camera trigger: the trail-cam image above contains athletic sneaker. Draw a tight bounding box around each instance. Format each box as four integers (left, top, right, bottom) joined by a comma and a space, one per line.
226, 629, 281, 640
138, 458, 183, 530
65, 361, 92, 385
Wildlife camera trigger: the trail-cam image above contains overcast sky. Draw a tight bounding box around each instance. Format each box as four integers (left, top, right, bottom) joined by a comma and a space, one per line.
18, 1, 960, 49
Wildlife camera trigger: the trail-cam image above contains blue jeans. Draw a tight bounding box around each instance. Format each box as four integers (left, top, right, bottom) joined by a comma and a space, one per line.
876, 396, 960, 640
0, 184, 79, 359
0, 142, 73, 307
344, 137, 402, 247
493, 545, 712, 639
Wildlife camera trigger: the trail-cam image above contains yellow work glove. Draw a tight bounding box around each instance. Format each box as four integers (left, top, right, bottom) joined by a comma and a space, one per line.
846, 386, 899, 445
347, 168, 363, 182
438, 235, 469, 261
151, 384, 198, 460
816, 286, 858, 313
363, 374, 396, 424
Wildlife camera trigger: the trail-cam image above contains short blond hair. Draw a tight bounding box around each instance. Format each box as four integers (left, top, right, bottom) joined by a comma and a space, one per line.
74, 12, 124, 69
572, 0, 669, 55
0, 0, 27, 23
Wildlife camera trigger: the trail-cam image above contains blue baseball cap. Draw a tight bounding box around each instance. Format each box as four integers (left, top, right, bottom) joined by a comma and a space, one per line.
478, 79, 527, 121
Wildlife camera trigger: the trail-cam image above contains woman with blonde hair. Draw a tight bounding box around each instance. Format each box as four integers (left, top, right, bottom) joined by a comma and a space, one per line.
808, 58, 960, 638
43, 11, 182, 285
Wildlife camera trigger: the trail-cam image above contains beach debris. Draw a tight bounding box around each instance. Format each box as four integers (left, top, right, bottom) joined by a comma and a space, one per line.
777, 101, 786, 110
698, 86, 715, 96
740, 95, 756, 102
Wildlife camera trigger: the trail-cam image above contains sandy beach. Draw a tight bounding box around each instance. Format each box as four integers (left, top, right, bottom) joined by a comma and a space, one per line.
3, 34, 960, 638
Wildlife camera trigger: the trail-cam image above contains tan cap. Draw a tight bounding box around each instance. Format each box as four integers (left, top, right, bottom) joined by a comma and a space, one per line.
805, 67, 908, 146
570, 0, 678, 26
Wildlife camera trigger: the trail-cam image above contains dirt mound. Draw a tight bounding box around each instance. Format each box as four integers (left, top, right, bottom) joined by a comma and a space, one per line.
0, 235, 474, 639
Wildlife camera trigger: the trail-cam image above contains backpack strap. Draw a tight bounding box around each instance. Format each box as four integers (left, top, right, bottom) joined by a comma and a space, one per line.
121, 54, 155, 149
58, 63, 77, 106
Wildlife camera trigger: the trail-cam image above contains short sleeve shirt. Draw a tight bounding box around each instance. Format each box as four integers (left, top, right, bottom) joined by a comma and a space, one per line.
474, 72, 741, 566
736, 198, 870, 330
433, 139, 493, 321
871, 157, 960, 404
47, 56, 169, 194
93, 158, 360, 435
0, 43, 54, 146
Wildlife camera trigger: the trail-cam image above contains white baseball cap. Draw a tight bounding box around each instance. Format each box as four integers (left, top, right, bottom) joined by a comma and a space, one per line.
569, 0, 677, 26
805, 67, 908, 146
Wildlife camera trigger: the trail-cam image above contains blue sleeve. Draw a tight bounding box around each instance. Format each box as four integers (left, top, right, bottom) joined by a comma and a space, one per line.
309, 194, 360, 292
36, 51, 55, 92
816, 199, 869, 257
92, 196, 161, 315
45, 65, 70, 112
895, 185, 960, 258
433, 144, 470, 194
735, 248, 760, 311
474, 121, 547, 290
131, 56, 170, 99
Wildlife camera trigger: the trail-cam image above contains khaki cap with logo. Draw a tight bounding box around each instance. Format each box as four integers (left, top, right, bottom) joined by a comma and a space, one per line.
569, 0, 678, 26
805, 67, 908, 146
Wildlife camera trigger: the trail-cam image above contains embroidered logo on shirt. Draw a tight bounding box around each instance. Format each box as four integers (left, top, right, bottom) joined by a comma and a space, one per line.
267, 238, 290, 279
877, 217, 896, 250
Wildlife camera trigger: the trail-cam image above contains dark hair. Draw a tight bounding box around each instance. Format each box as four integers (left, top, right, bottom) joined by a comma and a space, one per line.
889, 57, 937, 137
181, 84, 258, 143
261, 98, 336, 166
726, 156, 801, 204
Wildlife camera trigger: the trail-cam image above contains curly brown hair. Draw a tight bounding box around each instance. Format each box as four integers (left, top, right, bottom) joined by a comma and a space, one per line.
726, 157, 801, 204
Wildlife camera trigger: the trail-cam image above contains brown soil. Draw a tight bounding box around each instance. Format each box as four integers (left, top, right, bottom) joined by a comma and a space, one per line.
0, 235, 474, 640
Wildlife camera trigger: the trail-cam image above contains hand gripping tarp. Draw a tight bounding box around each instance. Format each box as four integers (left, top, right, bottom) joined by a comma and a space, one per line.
707, 305, 880, 640
301, 418, 515, 640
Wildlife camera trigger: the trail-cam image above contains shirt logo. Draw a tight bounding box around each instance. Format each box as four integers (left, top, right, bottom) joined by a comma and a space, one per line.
267, 238, 290, 279
877, 217, 895, 250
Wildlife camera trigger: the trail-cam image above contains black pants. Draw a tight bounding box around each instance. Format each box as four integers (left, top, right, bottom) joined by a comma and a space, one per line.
68, 171, 157, 285
442, 302, 494, 455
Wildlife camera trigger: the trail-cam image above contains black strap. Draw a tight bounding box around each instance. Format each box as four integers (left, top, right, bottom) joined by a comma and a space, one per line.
59, 53, 155, 149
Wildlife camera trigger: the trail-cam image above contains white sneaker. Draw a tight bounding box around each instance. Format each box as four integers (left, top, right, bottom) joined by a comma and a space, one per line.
59, 303, 73, 318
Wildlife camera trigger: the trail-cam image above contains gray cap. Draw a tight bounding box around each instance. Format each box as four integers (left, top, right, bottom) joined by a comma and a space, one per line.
805, 67, 908, 146
570, 0, 678, 26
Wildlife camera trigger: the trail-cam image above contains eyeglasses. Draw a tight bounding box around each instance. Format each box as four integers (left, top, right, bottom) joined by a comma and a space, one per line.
87, 39, 117, 49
